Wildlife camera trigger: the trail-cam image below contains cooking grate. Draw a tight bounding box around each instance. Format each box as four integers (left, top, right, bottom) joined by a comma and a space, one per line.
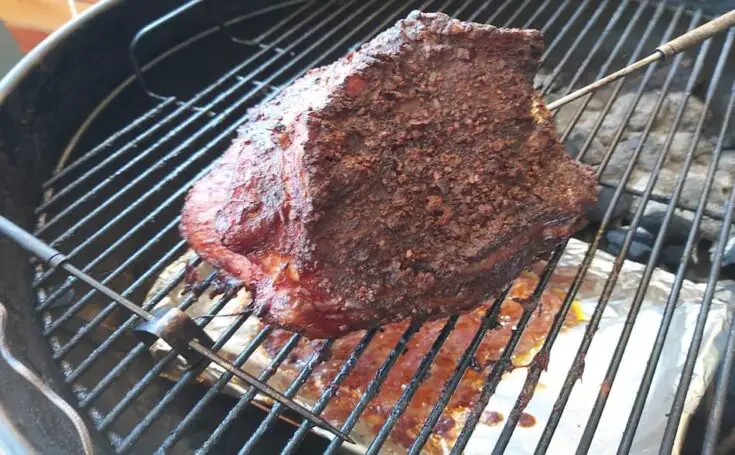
15, 0, 735, 453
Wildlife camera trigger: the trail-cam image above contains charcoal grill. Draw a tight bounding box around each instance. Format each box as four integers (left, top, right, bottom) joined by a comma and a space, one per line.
1, 0, 735, 453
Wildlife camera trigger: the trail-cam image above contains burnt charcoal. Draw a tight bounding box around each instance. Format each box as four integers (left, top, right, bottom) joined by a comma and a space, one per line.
724, 238, 735, 266
180, 12, 597, 338
661, 241, 713, 282
586, 185, 632, 223
640, 210, 695, 245
642, 57, 704, 94
712, 236, 735, 266
605, 226, 654, 262
564, 128, 606, 165
660, 244, 691, 270
720, 133, 735, 151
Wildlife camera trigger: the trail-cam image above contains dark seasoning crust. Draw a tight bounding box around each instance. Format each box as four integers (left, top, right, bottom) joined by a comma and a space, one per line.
180, 11, 598, 339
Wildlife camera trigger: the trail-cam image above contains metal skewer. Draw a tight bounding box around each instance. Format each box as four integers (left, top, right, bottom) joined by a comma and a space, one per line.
548, 9, 735, 111
0, 215, 354, 444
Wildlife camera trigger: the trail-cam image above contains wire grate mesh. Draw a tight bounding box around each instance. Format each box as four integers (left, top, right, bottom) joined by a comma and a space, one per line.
24, 0, 735, 453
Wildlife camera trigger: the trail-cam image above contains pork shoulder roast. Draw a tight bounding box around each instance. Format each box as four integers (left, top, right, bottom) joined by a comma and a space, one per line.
180, 11, 598, 338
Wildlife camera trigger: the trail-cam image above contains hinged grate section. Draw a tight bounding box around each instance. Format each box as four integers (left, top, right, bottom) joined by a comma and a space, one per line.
23, 0, 735, 454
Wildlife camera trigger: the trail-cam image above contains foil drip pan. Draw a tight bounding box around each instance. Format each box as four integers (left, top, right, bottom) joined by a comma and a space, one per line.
147, 238, 734, 454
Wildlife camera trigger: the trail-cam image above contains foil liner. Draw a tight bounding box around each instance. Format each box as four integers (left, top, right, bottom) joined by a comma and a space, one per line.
147, 238, 734, 454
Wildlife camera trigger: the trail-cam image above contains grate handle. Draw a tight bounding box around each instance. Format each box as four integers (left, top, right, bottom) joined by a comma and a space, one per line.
547, 9, 735, 111
0, 215, 67, 267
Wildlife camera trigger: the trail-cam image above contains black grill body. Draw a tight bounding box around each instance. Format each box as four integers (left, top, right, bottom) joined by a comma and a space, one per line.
1, 0, 734, 454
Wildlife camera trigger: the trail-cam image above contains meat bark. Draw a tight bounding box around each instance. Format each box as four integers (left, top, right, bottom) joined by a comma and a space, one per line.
181, 11, 598, 339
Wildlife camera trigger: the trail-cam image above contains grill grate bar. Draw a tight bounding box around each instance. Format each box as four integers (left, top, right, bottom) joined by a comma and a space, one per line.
577, 26, 734, 453
34, 127, 222, 286
145, 0, 449, 450
115, 314, 266, 453
36, 98, 198, 218
490, 0, 665, 450
22, 1, 735, 454
365, 316, 458, 455
33, 0, 346, 239
571, 12, 687, 171
236, 1, 311, 46
236, 340, 335, 454
197, 333, 303, 453
323, 323, 421, 455
469, 0, 509, 23
597, 180, 731, 221
460, 0, 492, 22
450, 0, 483, 19
128, 0, 207, 99
557, 0, 636, 113
521, 0, 561, 29
112, 291, 249, 454
64, 253, 201, 384
503, 0, 535, 27
128, 0, 311, 100
35, 152, 208, 290
405, 285, 511, 455
51, 266, 337, 448
76, 0, 425, 449
41, 98, 177, 191
451, 247, 567, 455
556, 0, 661, 143
216, 340, 335, 454
535, 10, 703, 451
435, 0, 458, 13
37, 170, 192, 305
662, 166, 735, 454
703, 287, 735, 454
538, 1, 583, 63
99, 289, 236, 431
554, 1, 666, 148
160, 326, 275, 453
408, 285, 510, 455
540, 0, 617, 97
279, 330, 378, 455
49, 237, 185, 360
76, 270, 217, 409
42, 216, 182, 334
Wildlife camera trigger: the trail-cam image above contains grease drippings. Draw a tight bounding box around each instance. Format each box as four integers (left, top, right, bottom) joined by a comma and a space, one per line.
481, 411, 505, 426
519, 412, 536, 428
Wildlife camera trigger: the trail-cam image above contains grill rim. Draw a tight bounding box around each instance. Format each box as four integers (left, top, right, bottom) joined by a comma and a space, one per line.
0, 0, 120, 105
5, 0, 735, 454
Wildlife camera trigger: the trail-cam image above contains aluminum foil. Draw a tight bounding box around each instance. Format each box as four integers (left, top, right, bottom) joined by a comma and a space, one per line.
147, 238, 734, 454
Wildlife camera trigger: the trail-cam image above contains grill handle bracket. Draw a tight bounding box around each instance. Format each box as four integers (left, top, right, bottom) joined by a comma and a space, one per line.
132, 306, 215, 367
0, 215, 353, 443
128, 0, 206, 100
128, 0, 273, 101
